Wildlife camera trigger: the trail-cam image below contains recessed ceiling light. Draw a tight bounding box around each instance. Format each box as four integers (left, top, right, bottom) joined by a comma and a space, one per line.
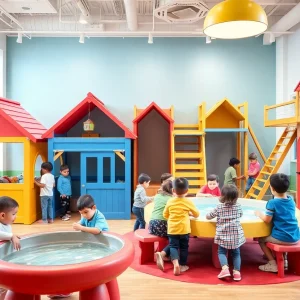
21, 6, 31, 11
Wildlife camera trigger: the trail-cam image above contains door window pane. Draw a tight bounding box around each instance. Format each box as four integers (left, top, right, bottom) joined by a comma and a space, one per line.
115, 152, 125, 183
86, 157, 97, 183
103, 157, 111, 183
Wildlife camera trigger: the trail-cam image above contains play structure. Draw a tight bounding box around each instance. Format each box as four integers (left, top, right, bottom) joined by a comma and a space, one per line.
245, 82, 300, 204
42, 93, 136, 219
133, 102, 174, 196
0, 231, 134, 299
0, 97, 47, 224
134, 99, 266, 195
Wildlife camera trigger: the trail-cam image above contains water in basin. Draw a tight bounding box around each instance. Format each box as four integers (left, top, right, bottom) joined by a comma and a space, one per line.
2, 242, 115, 266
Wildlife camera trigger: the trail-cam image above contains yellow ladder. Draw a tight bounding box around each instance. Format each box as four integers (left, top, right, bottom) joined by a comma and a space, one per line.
245, 126, 297, 199
172, 124, 206, 195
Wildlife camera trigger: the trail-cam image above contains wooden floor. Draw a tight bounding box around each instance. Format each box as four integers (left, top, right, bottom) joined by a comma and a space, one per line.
12, 216, 300, 300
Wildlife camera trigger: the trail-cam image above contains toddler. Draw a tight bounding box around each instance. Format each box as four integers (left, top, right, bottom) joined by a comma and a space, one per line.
73, 194, 109, 234
224, 158, 245, 186
160, 178, 199, 275
132, 173, 154, 231
197, 174, 221, 197
255, 173, 300, 273
34, 162, 55, 224
157, 172, 173, 194
206, 184, 245, 281
57, 164, 72, 221
245, 153, 260, 193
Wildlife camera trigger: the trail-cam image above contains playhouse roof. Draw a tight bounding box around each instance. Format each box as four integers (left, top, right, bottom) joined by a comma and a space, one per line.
206, 98, 245, 122
294, 81, 300, 92
133, 102, 174, 124
42, 93, 136, 139
0, 97, 47, 142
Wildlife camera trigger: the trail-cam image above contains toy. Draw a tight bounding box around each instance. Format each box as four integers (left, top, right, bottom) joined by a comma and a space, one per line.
0, 97, 47, 224
246, 82, 300, 202
0, 231, 134, 299
42, 93, 136, 219
133, 102, 174, 196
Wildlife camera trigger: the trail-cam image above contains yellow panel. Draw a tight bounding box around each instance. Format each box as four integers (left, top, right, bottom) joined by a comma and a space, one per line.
0, 137, 27, 143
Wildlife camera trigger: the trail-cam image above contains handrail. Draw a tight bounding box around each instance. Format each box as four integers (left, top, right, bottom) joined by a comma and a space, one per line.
265, 99, 296, 111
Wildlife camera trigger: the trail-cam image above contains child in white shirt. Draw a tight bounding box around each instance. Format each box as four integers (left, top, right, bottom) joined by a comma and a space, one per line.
34, 162, 55, 224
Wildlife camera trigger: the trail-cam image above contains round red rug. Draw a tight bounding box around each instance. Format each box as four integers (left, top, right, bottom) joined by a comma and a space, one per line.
124, 232, 300, 285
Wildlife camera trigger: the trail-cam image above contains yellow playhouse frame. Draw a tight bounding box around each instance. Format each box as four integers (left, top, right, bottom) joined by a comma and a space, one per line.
0, 98, 47, 224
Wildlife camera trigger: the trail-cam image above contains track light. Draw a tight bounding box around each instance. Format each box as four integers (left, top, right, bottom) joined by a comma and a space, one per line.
79, 14, 89, 24
16, 32, 22, 44
148, 32, 153, 44
206, 36, 211, 44
79, 33, 85, 44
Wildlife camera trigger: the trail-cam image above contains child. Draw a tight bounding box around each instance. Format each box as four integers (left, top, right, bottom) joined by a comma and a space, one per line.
132, 173, 154, 231
160, 173, 174, 184
49, 195, 109, 299
34, 162, 55, 224
224, 158, 245, 186
0, 196, 20, 298
57, 164, 72, 221
196, 174, 221, 197
0, 196, 21, 250
255, 173, 300, 273
206, 184, 245, 281
160, 178, 199, 275
73, 194, 109, 234
245, 153, 260, 193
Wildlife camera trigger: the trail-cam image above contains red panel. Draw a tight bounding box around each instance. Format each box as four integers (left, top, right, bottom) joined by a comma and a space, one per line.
42, 93, 136, 139
132, 102, 174, 125
0, 114, 24, 137
294, 81, 300, 92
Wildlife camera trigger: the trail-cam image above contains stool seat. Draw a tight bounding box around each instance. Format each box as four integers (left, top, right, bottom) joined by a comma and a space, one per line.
134, 229, 167, 243
266, 241, 300, 252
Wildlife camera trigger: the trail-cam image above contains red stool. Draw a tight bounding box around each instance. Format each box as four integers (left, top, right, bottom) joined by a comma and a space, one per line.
266, 241, 300, 278
134, 229, 168, 265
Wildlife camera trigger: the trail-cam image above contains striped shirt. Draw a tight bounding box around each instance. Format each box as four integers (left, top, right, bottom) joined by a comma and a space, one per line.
207, 203, 246, 249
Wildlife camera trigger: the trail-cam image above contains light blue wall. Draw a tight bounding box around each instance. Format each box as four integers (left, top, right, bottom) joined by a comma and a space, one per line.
6, 36, 276, 170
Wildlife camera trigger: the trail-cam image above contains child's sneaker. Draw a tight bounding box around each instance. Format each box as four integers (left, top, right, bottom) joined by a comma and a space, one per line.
233, 270, 242, 281
48, 219, 54, 224
36, 220, 48, 224
66, 213, 71, 218
218, 266, 231, 279
62, 215, 70, 221
258, 261, 278, 273
155, 252, 164, 271
180, 265, 189, 273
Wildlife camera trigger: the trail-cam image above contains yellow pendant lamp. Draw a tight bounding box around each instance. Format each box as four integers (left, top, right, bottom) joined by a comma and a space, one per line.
204, 0, 268, 39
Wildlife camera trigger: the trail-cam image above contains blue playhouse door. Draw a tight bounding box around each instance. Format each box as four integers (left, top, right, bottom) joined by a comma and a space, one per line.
80, 152, 126, 219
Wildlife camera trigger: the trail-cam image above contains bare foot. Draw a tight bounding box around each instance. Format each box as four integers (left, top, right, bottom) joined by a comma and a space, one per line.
173, 259, 180, 276
155, 252, 164, 271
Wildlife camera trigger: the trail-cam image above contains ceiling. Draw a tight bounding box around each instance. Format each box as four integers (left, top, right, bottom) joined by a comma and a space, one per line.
0, 0, 299, 39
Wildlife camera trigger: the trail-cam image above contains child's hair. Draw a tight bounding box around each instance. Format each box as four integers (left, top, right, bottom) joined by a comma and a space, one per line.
220, 184, 239, 205
249, 152, 257, 160
229, 158, 240, 167
270, 173, 289, 194
159, 180, 173, 196
173, 177, 189, 195
207, 174, 219, 183
160, 173, 172, 183
41, 162, 53, 172
60, 164, 69, 171
0, 196, 19, 213
138, 173, 151, 184
77, 194, 95, 210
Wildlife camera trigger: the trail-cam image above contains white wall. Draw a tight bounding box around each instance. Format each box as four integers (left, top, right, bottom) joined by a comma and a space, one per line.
276, 26, 300, 174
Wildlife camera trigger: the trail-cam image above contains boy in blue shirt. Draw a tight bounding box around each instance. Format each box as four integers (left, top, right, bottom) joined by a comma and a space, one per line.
57, 165, 72, 221
73, 194, 109, 234
255, 173, 300, 273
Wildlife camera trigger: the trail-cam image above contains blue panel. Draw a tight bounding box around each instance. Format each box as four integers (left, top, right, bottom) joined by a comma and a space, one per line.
205, 128, 248, 132
124, 139, 132, 219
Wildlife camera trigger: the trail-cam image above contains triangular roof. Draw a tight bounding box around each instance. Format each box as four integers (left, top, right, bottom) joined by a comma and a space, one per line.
42, 93, 136, 139
206, 98, 245, 121
0, 97, 47, 142
294, 81, 300, 92
133, 102, 174, 124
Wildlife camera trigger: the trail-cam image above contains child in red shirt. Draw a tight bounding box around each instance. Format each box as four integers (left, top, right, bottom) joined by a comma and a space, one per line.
196, 174, 221, 197
246, 153, 261, 193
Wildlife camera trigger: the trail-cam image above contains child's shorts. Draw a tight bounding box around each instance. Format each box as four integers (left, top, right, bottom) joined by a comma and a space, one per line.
259, 235, 298, 245
148, 219, 168, 237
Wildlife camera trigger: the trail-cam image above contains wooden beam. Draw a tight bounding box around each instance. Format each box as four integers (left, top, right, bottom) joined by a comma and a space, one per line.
114, 151, 125, 162
54, 151, 64, 162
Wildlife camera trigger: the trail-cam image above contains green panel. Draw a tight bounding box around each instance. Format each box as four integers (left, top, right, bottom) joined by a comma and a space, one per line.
0, 170, 23, 176
290, 161, 296, 191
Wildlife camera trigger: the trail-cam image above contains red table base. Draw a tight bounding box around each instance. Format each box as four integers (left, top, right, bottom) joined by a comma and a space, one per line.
4, 279, 120, 300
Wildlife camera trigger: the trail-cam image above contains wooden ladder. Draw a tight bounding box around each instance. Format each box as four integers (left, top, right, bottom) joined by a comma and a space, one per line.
245, 126, 297, 199
172, 124, 206, 195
